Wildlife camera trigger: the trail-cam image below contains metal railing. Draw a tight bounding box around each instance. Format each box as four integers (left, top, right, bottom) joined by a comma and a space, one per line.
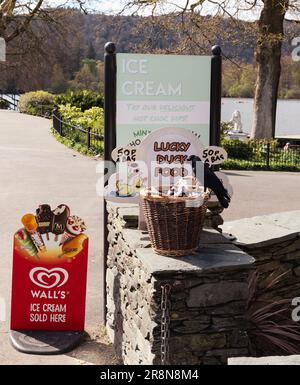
0, 93, 20, 111
53, 108, 104, 153
222, 140, 300, 171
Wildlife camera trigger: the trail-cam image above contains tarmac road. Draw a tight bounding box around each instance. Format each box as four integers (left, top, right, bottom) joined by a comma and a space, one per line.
222, 170, 300, 221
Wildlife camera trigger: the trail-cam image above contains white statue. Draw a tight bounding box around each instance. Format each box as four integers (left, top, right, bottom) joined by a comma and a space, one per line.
229, 110, 243, 133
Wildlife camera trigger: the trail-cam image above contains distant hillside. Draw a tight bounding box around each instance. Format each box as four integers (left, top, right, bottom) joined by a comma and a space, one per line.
0, 10, 299, 93
79, 13, 299, 61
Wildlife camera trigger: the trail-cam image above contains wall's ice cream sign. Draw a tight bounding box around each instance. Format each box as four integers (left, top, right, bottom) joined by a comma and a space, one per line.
10, 204, 88, 331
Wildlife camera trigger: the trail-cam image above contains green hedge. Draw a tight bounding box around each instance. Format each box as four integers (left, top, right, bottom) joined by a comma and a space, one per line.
54, 104, 104, 155
221, 138, 300, 171
221, 138, 253, 160
19, 91, 54, 116
54, 90, 104, 111
19, 90, 104, 117
58, 104, 103, 133
222, 159, 300, 172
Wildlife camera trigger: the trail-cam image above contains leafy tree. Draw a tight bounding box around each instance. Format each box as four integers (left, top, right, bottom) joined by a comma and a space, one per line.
0, 1, 88, 42
69, 59, 103, 91
50, 63, 68, 93
86, 42, 96, 59
124, 0, 300, 139
1, 6, 300, 104
223, 62, 256, 98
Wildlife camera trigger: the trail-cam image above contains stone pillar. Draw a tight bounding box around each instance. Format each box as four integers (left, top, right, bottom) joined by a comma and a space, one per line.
106, 202, 255, 365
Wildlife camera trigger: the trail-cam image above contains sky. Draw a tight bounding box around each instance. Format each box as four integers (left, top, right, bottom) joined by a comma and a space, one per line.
23, 0, 299, 21
88, 0, 262, 20
43, 0, 260, 19
102, 0, 300, 21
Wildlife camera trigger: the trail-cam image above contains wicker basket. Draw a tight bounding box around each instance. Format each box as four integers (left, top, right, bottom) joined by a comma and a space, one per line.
142, 185, 209, 257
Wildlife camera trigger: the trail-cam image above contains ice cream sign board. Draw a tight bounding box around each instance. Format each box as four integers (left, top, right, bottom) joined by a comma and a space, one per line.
116, 54, 211, 147
11, 204, 88, 331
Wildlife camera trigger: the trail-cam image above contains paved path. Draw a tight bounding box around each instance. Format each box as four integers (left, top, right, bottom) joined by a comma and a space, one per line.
222, 170, 300, 222
0, 111, 114, 364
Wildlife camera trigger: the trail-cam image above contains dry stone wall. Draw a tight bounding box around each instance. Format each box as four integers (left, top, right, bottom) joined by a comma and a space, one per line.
106, 202, 254, 364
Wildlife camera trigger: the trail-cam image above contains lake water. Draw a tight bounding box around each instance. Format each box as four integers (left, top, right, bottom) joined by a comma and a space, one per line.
222, 98, 300, 138
4, 95, 299, 137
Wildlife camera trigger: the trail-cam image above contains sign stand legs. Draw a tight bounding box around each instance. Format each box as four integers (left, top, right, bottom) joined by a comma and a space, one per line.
10, 330, 84, 355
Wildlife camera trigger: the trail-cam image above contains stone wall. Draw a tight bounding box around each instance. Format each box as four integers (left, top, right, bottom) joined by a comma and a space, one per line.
222, 211, 300, 302
152, 266, 251, 365
106, 202, 254, 365
106, 203, 158, 364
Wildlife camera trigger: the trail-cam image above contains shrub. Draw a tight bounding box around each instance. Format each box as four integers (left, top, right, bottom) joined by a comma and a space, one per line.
247, 270, 300, 356
19, 91, 55, 116
220, 138, 300, 171
0, 99, 9, 109
58, 104, 104, 134
54, 104, 103, 155
54, 90, 103, 111
221, 138, 254, 160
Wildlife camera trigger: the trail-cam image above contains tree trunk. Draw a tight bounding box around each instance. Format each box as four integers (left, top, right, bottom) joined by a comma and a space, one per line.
251, 0, 288, 139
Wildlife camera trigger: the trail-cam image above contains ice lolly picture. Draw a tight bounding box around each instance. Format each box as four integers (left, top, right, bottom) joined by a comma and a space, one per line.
36, 204, 53, 240
11, 203, 89, 334
21, 214, 46, 253
61, 234, 88, 259
16, 204, 87, 262
52, 204, 70, 242
15, 229, 38, 257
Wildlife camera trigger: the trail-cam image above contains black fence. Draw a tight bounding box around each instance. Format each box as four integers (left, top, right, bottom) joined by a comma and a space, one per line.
222, 140, 300, 171
52, 107, 299, 170
53, 108, 104, 153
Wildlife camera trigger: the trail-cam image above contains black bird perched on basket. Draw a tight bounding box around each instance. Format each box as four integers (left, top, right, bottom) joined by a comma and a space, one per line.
187, 155, 231, 209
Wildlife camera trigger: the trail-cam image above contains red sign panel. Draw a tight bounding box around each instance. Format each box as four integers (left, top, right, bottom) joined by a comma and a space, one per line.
10, 205, 88, 331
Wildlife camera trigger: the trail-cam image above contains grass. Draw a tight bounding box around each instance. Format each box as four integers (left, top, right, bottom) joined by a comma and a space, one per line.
222, 159, 300, 172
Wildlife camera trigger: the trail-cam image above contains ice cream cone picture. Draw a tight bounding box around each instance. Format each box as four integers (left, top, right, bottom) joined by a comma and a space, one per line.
60, 215, 87, 245
15, 204, 88, 263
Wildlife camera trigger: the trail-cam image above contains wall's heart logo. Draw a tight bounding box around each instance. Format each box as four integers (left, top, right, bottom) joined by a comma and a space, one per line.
29, 267, 69, 289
